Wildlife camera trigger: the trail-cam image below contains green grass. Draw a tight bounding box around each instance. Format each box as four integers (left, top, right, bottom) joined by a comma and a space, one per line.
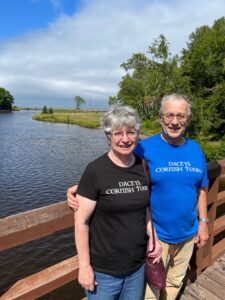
32, 110, 104, 128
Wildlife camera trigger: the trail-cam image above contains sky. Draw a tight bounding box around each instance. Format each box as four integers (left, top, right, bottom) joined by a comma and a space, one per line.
0, 0, 225, 110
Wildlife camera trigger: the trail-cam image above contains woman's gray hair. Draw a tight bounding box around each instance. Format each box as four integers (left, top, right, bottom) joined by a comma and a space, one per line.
160, 93, 192, 115
101, 106, 141, 135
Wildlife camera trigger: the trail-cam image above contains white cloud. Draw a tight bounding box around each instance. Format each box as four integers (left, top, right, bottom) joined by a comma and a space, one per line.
0, 0, 224, 108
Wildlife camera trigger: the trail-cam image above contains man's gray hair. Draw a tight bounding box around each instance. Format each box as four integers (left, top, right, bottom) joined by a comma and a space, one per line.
160, 93, 192, 115
101, 106, 141, 134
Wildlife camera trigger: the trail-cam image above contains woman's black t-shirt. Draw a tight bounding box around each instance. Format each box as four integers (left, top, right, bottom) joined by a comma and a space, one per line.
77, 153, 149, 276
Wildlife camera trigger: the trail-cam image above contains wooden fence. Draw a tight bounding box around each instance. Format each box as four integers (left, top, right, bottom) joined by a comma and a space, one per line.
0, 160, 225, 300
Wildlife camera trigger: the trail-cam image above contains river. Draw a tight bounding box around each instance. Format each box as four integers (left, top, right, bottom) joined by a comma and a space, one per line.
0, 110, 108, 299
1, 111, 224, 299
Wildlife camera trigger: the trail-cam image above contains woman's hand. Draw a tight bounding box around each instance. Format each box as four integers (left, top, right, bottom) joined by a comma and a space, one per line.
147, 238, 162, 264
67, 185, 79, 211
78, 264, 97, 291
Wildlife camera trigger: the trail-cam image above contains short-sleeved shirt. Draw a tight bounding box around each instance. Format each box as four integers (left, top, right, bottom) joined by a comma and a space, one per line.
77, 153, 149, 276
134, 134, 208, 244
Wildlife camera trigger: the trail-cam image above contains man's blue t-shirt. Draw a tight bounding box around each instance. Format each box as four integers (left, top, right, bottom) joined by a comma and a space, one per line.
135, 133, 208, 244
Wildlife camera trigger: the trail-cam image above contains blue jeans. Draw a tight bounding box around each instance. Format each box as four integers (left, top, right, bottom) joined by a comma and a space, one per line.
86, 264, 145, 300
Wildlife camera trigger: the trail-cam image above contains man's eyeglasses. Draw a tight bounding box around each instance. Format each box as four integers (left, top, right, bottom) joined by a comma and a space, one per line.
160, 113, 190, 122
111, 130, 138, 140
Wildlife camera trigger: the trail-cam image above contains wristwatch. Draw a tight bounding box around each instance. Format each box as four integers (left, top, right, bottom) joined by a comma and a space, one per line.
199, 217, 209, 223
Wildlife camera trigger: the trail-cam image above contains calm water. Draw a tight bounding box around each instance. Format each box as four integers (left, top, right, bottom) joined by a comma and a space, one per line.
0, 111, 108, 299
1, 111, 225, 299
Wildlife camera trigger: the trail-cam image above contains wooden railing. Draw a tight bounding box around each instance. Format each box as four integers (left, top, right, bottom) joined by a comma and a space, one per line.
0, 160, 225, 299
194, 159, 225, 274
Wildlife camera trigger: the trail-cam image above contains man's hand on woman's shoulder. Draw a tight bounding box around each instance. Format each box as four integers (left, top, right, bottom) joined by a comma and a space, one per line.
67, 185, 79, 211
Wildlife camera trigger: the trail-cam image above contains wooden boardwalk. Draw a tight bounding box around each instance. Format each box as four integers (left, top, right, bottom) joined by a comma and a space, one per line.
180, 253, 225, 300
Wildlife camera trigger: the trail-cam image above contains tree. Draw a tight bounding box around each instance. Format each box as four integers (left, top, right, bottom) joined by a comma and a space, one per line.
49, 107, 54, 114
180, 17, 225, 139
108, 96, 118, 106
42, 105, 48, 114
110, 35, 190, 119
109, 19, 225, 140
74, 96, 85, 110
0, 87, 14, 110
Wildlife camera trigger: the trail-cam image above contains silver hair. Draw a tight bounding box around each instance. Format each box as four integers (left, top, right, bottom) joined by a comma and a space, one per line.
101, 106, 141, 134
160, 93, 192, 115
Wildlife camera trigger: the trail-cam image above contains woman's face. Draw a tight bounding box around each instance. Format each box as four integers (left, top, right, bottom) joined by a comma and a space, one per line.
109, 126, 138, 156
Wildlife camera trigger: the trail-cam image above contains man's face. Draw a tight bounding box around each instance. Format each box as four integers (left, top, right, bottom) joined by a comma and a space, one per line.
160, 99, 191, 144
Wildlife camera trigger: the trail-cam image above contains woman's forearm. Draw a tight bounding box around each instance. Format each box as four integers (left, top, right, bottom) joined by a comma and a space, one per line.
75, 217, 91, 268
74, 196, 96, 291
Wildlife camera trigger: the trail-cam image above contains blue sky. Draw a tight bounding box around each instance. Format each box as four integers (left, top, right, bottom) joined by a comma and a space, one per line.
0, 0, 225, 109
0, 0, 79, 39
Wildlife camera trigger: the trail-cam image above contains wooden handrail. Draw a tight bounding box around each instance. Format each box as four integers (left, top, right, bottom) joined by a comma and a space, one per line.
0, 202, 74, 251
194, 159, 225, 274
217, 190, 225, 206
0, 159, 225, 299
0, 256, 79, 300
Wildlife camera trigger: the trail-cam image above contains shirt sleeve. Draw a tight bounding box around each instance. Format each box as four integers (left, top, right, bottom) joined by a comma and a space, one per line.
200, 152, 208, 187
134, 141, 144, 158
77, 163, 98, 201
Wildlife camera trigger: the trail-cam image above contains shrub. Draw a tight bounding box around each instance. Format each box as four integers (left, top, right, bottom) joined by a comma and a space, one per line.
199, 140, 225, 162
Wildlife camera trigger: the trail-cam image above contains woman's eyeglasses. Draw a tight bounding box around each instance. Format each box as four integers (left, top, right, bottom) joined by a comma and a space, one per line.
111, 130, 138, 140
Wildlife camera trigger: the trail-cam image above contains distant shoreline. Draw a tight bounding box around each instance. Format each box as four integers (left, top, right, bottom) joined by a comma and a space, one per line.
3, 109, 224, 162
32, 109, 104, 129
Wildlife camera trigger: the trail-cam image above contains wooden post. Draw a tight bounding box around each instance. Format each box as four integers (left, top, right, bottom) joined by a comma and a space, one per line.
195, 161, 222, 274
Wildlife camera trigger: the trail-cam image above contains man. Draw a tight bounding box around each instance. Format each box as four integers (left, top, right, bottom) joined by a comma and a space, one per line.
67, 94, 209, 300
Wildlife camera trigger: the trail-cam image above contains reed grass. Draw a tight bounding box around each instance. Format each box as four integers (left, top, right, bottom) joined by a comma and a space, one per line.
32, 110, 104, 128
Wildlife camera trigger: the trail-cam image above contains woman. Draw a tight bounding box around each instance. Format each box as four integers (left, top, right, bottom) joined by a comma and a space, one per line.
74, 106, 161, 300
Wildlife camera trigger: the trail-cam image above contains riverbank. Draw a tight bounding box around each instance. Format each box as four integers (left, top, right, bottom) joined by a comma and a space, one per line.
31, 109, 225, 161
32, 109, 103, 129
32, 109, 159, 136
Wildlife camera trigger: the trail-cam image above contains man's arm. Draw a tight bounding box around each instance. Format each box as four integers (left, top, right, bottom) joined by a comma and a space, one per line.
67, 185, 78, 210
196, 186, 209, 248
146, 208, 162, 262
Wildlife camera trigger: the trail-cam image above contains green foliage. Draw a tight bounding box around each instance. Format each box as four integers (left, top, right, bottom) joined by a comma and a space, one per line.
42, 105, 48, 114
49, 107, 54, 114
111, 34, 190, 119
74, 95, 86, 110
41, 106, 54, 114
0, 87, 14, 110
181, 18, 225, 95
109, 17, 225, 142
108, 96, 118, 105
198, 140, 225, 162
140, 118, 161, 136
180, 17, 225, 139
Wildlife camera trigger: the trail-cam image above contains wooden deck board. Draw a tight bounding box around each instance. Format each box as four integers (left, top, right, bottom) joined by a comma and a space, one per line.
197, 274, 225, 299
180, 253, 225, 300
182, 283, 221, 300
219, 254, 225, 262
180, 294, 196, 300
213, 258, 225, 272
204, 268, 225, 287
